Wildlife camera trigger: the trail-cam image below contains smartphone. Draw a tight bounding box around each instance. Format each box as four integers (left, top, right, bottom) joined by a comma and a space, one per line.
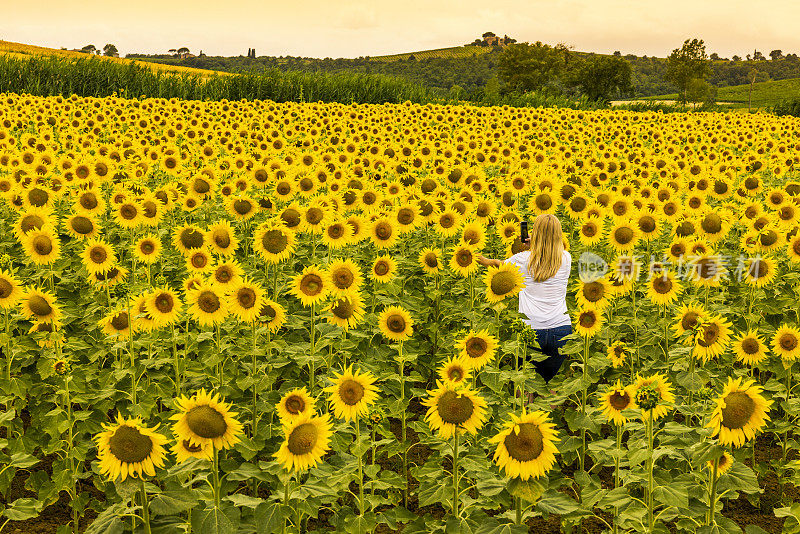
520, 220, 529, 242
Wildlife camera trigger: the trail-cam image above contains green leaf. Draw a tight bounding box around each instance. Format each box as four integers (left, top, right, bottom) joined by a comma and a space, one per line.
3, 497, 44, 521
652, 484, 689, 510
8, 452, 39, 469
507, 478, 546, 503
198, 506, 235, 534
114, 478, 139, 501
775, 502, 800, 532
254, 503, 288, 532
536, 490, 581, 516
84, 503, 127, 534
346, 513, 379, 534
475, 523, 529, 534
150, 490, 199, 516
225, 494, 264, 508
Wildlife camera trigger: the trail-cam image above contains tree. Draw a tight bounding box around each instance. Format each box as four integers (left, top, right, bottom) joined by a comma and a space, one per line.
710, 52, 720, 60
769, 49, 783, 61
81, 44, 97, 54
482, 31, 496, 38
732, 55, 741, 62
664, 38, 711, 105
168, 49, 177, 55
102, 44, 118, 57
570, 54, 633, 102
613, 51, 621, 57
753, 50, 765, 61
686, 78, 716, 105
497, 41, 569, 93
177, 47, 190, 56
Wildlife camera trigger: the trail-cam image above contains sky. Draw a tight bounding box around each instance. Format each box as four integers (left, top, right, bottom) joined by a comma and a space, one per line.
2, 0, 799, 59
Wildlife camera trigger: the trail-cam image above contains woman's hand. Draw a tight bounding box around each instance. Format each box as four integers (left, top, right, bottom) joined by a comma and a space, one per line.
477, 255, 501, 267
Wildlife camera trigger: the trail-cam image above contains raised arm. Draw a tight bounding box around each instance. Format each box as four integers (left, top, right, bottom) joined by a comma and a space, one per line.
476, 255, 502, 267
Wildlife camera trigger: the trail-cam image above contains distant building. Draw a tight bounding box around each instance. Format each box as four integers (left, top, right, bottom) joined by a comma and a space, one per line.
179, 52, 195, 58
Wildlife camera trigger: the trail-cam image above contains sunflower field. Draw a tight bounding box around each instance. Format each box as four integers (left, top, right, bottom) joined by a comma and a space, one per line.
1, 93, 800, 534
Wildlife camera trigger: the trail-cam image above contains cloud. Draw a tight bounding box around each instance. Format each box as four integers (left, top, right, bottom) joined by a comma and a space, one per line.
333, 2, 379, 30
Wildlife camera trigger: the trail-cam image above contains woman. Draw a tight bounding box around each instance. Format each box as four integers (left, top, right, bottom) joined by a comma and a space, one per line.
477, 213, 572, 384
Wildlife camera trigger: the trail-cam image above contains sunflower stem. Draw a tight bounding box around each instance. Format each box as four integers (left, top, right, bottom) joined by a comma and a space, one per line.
707, 456, 719, 526
515, 495, 522, 525
646, 410, 654, 531
3, 309, 10, 383
172, 323, 180, 396
251, 320, 259, 439
370, 418, 376, 499
579, 336, 588, 474
452, 430, 460, 518
216, 323, 222, 391
140, 478, 152, 534
212, 445, 221, 509
356, 418, 365, 516
309, 302, 316, 394
613, 423, 622, 534
282, 475, 291, 534
64, 370, 79, 534
399, 341, 408, 508
782, 362, 793, 494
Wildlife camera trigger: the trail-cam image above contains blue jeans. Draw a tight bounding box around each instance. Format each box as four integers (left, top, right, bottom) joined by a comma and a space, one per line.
531, 324, 573, 383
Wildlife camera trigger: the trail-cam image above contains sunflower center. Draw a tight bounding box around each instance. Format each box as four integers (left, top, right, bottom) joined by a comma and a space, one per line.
696, 258, 719, 279
579, 311, 597, 328
328, 224, 344, 239
374, 261, 389, 276
386, 313, 406, 333
697, 323, 720, 347
237, 287, 257, 309
0, 278, 12, 299
681, 311, 699, 330
282, 208, 301, 228
440, 215, 454, 228
28, 295, 52, 317
186, 405, 228, 439
338, 379, 365, 406
748, 259, 768, 279
456, 249, 473, 267
397, 208, 415, 225
90, 246, 107, 264
448, 367, 464, 382
583, 281, 604, 302
332, 299, 354, 319
653, 277, 672, 294
301, 274, 323, 296
260, 303, 277, 320
182, 439, 204, 453
582, 223, 597, 237
110, 312, 129, 331
191, 254, 208, 269
614, 227, 633, 244
760, 231, 777, 246
535, 194, 552, 210
27, 188, 49, 206
609, 391, 631, 410
198, 291, 221, 313
33, 235, 53, 255
701, 213, 722, 234
140, 241, 155, 254
332, 268, 354, 289
233, 200, 252, 215
305, 208, 323, 225
287, 422, 318, 455
465, 337, 488, 358
741, 337, 760, 354
375, 222, 392, 240
213, 230, 230, 249
639, 216, 656, 233
504, 422, 544, 462
108, 425, 154, 464
285, 395, 305, 415
490, 271, 516, 296
437, 390, 475, 425
180, 228, 204, 249
216, 267, 233, 283
120, 204, 137, 220
424, 253, 438, 268
80, 192, 98, 210
20, 214, 45, 233
720, 391, 756, 430
780, 333, 798, 351
71, 216, 93, 234
155, 294, 173, 313
262, 230, 288, 254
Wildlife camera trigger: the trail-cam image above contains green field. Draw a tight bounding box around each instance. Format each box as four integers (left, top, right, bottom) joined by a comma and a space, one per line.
371, 45, 492, 61
646, 77, 800, 108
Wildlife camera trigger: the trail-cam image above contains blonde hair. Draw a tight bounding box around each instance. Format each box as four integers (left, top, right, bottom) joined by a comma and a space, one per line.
526, 214, 564, 282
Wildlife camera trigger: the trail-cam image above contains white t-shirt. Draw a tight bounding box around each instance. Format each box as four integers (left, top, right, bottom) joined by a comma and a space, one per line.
503, 250, 572, 330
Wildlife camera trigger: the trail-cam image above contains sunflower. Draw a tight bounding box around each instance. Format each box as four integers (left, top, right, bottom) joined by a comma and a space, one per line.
82, 240, 116, 275
687, 254, 726, 287
0, 270, 23, 309
693, 315, 733, 362
633, 373, 675, 421
437, 356, 472, 385
132, 293, 158, 333
666, 237, 690, 263
646, 272, 683, 306
207, 220, 239, 257
733, 330, 770, 366
606, 341, 630, 368
460, 221, 486, 249
321, 220, 353, 249
258, 298, 286, 332
423, 381, 487, 439
19, 288, 60, 323
707, 377, 772, 447
28, 319, 62, 348
113, 201, 143, 229
64, 213, 99, 239
370, 255, 397, 284
608, 222, 639, 253
95, 414, 168, 481
133, 235, 162, 265
742, 255, 777, 287
171, 439, 212, 463
419, 247, 442, 274
171, 389, 243, 450
210, 260, 244, 290
328, 259, 362, 296
600, 381, 637, 426
378, 305, 413, 342
99, 309, 133, 338
227, 280, 264, 323
369, 217, 398, 249
277, 387, 316, 424
290, 265, 330, 307
490, 410, 559, 480
301, 203, 330, 234
578, 218, 605, 247
456, 329, 498, 370
173, 224, 206, 254
673, 303, 708, 337
575, 308, 602, 338
254, 223, 296, 264
772, 325, 800, 362
14, 207, 53, 240
274, 413, 333, 473
576, 277, 613, 311
226, 195, 258, 221
708, 452, 734, 476
185, 248, 214, 275
327, 292, 365, 331
325, 366, 380, 421
788, 235, 800, 263
146, 288, 183, 327
74, 188, 105, 216
22, 228, 60, 266
484, 262, 525, 303
186, 283, 228, 326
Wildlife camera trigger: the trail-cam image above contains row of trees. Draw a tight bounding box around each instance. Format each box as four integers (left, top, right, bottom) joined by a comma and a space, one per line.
80, 44, 117, 57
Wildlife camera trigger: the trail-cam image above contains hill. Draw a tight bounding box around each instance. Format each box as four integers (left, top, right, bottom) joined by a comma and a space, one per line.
0, 40, 224, 78
371, 45, 492, 61
644, 77, 800, 108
